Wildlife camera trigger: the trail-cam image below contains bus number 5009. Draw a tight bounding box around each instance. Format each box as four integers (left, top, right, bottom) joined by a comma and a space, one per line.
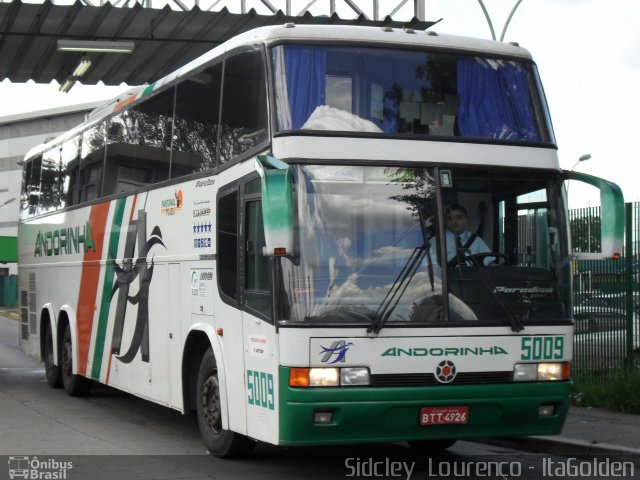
247, 370, 275, 411
520, 336, 564, 361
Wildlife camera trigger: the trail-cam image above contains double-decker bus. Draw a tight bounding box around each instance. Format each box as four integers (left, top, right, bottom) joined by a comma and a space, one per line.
18, 24, 624, 457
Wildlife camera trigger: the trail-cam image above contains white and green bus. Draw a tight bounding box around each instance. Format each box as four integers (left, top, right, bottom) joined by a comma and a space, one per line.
18, 24, 624, 456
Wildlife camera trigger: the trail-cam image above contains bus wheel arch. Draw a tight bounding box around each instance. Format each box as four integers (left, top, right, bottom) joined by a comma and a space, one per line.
182, 329, 214, 413
196, 346, 255, 457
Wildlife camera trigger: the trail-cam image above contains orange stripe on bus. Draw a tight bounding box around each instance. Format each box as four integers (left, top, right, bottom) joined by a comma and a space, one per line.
76, 203, 110, 377
114, 95, 137, 112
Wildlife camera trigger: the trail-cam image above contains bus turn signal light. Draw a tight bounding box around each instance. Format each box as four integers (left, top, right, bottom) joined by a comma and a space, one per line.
289, 368, 310, 387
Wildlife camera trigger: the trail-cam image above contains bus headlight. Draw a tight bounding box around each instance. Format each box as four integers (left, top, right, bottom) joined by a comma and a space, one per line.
309, 368, 340, 386
514, 362, 570, 382
340, 367, 370, 386
513, 363, 537, 381
289, 367, 371, 387
537, 362, 569, 381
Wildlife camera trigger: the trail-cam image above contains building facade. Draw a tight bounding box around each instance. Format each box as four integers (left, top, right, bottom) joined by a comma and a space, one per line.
0, 102, 101, 283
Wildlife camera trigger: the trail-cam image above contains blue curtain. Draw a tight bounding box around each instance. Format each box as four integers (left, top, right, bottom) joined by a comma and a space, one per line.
457, 58, 540, 141
284, 46, 326, 129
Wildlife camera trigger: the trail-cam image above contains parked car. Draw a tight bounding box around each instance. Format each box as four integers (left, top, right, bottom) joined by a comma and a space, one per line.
572, 293, 634, 334
573, 292, 640, 350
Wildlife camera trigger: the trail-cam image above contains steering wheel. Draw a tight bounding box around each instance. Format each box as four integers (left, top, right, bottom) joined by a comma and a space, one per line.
447, 252, 509, 267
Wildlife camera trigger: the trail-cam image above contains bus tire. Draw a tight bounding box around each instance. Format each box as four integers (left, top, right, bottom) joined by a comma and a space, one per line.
60, 324, 92, 397
408, 439, 457, 450
197, 347, 255, 457
44, 326, 62, 388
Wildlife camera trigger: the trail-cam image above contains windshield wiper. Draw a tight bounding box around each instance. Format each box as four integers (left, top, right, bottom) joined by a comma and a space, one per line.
303, 306, 375, 324
368, 209, 435, 336
367, 246, 426, 336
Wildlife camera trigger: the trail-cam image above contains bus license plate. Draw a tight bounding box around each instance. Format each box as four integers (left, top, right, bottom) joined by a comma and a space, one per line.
420, 406, 469, 426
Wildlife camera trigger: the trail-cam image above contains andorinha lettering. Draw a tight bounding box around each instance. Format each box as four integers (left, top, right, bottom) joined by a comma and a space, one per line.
382, 346, 508, 357
34, 222, 96, 257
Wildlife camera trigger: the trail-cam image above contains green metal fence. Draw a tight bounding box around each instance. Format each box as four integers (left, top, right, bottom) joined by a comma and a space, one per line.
0, 275, 18, 307
570, 202, 640, 373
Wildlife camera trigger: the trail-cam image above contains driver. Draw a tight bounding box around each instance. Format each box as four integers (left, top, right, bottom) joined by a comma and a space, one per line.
443, 204, 494, 266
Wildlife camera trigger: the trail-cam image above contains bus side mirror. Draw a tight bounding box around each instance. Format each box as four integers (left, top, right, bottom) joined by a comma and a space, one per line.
563, 170, 624, 260
255, 155, 294, 257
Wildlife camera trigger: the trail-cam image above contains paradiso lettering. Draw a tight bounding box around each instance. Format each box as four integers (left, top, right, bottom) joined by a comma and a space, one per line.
382, 346, 508, 357
34, 222, 95, 257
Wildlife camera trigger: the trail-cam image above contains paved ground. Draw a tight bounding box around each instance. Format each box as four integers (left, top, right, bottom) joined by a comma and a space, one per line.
1, 308, 639, 464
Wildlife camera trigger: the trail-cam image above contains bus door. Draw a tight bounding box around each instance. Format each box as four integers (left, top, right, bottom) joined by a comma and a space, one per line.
241, 176, 279, 444
215, 184, 248, 436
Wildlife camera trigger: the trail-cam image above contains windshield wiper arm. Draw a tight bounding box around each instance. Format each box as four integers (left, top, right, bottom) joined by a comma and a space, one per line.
368, 207, 435, 336
418, 208, 436, 292
367, 246, 426, 336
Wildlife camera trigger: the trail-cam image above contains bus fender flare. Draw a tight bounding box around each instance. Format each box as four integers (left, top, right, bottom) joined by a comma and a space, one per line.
58, 304, 79, 375
40, 303, 57, 364
186, 323, 230, 431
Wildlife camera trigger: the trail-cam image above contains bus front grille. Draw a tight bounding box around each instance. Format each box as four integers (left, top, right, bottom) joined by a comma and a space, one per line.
370, 371, 513, 386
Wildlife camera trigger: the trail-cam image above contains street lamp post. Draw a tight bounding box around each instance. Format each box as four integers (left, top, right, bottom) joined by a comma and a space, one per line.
571, 153, 592, 173
567, 154, 592, 253
475, 0, 524, 42
566, 153, 591, 196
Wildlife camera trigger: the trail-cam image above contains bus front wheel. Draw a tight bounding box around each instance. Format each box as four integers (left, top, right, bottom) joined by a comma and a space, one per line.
60, 324, 92, 396
196, 347, 255, 457
44, 326, 62, 388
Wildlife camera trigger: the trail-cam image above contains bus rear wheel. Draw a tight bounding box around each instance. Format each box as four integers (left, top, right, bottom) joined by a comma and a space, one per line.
44, 326, 63, 388
60, 324, 92, 396
196, 347, 255, 457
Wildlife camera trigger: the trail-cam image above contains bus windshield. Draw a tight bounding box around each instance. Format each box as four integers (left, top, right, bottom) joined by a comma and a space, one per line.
278, 165, 570, 328
272, 45, 554, 144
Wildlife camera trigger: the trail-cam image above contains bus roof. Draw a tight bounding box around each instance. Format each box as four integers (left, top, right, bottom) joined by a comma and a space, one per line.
24, 24, 533, 160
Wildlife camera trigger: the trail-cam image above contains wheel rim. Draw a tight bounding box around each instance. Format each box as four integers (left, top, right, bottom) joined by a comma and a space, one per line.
61, 333, 72, 379
46, 337, 54, 370
201, 372, 222, 434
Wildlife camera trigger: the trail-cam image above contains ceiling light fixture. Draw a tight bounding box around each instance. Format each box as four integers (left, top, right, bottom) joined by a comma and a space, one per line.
72, 59, 92, 78
59, 79, 76, 93
57, 39, 135, 53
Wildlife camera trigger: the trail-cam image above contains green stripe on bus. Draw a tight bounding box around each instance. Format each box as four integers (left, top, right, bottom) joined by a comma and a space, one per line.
141, 83, 156, 97
91, 197, 127, 379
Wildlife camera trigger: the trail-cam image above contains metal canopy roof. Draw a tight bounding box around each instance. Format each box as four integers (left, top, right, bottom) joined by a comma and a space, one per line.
0, 0, 435, 87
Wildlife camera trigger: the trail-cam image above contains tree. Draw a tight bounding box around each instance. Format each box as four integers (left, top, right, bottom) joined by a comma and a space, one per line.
570, 213, 601, 253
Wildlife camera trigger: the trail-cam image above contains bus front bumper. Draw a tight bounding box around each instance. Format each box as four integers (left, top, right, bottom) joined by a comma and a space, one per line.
278, 367, 571, 446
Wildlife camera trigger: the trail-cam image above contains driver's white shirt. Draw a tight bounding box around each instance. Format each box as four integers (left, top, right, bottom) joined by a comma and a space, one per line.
436, 229, 493, 266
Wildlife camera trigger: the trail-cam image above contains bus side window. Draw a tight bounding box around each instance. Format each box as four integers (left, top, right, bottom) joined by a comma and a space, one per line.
219, 49, 268, 165
20, 155, 41, 219
217, 189, 239, 302
244, 178, 271, 319
173, 62, 223, 176
61, 137, 81, 207
80, 123, 106, 203
39, 147, 61, 215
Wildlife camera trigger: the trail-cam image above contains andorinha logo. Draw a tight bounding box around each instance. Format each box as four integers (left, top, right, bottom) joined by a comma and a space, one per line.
381, 346, 508, 357
34, 222, 95, 257
161, 190, 183, 216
